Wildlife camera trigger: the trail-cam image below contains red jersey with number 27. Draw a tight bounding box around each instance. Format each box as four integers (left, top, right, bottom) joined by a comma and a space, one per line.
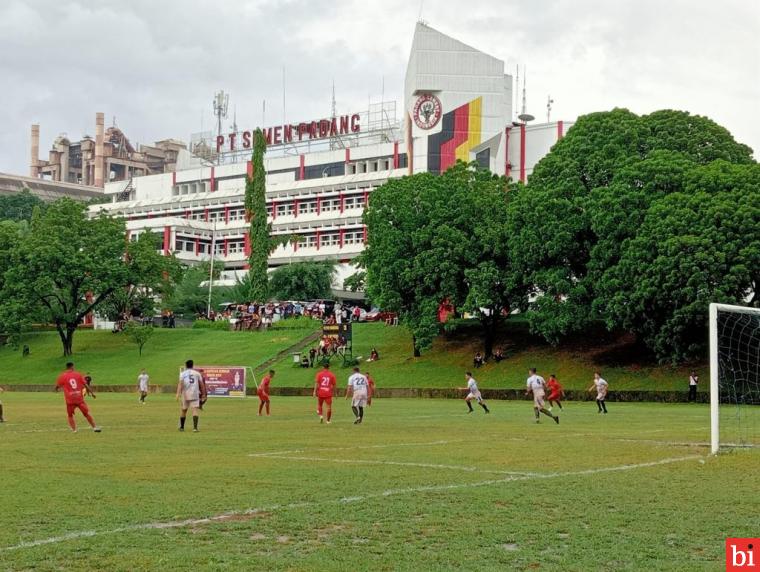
56, 371, 87, 404
315, 370, 336, 398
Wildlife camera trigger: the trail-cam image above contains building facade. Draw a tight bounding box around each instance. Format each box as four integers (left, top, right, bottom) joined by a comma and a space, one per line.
90, 23, 573, 297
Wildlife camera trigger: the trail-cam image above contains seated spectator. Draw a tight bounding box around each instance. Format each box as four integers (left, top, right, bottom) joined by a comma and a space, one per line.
473, 352, 484, 368
493, 348, 505, 362
352, 306, 361, 322
368, 347, 379, 362
300, 354, 310, 368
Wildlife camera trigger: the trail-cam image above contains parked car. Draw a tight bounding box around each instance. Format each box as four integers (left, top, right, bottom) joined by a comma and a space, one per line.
364, 308, 397, 322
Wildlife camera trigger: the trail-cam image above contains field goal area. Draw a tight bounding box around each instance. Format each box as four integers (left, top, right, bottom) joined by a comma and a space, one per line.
709, 302, 760, 454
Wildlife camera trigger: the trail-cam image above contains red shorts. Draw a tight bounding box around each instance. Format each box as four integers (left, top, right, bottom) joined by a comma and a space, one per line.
548, 392, 562, 401
257, 391, 269, 402
66, 401, 89, 417
317, 396, 332, 413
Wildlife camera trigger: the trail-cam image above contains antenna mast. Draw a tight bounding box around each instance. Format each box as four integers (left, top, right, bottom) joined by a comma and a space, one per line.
546, 95, 554, 123
517, 67, 534, 124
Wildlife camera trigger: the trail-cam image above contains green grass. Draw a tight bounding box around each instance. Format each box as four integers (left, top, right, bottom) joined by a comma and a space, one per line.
0, 393, 756, 571
0, 323, 317, 387
269, 321, 707, 391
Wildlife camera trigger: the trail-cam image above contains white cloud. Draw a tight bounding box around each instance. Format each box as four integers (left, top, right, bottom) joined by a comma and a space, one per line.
0, 0, 757, 174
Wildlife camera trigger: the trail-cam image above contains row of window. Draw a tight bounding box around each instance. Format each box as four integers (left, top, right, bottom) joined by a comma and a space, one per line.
129, 194, 368, 225
171, 231, 365, 255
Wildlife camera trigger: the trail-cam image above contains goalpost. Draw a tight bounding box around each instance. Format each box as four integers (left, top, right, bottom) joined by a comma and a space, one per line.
709, 303, 760, 454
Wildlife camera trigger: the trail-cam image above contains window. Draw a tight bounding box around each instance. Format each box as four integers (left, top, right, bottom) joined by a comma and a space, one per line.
276, 203, 294, 217
229, 208, 245, 221
322, 198, 340, 212
299, 201, 317, 215
306, 235, 318, 248
344, 231, 365, 245
320, 233, 339, 247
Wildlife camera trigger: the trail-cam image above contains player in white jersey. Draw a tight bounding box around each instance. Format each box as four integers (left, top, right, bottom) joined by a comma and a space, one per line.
525, 368, 559, 424
587, 371, 609, 414
345, 367, 372, 424
463, 372, 490, 414
137, 369, 149, 404
175, 359, 206, 432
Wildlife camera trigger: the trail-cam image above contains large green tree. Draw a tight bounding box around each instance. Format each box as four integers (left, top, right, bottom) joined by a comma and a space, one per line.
245, 129, 270, 301
2, 199, 176, 355
363, 162, 527, 357
269, 260, 335, 301
599, 161, 760, 361
362, 172, 442, 356
508, 108, 755, 347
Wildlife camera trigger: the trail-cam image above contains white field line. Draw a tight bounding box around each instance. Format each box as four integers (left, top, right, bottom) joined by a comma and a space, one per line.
258, 454, 540, 476
615, 438, 757, 449
247, 438, 472, 457
0, 455, 702, 553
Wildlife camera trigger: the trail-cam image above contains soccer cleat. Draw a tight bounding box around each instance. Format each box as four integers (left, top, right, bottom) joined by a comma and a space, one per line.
554, 416, 560, 425
72, 429, 78, 433
193, 428, 199, 433
467, 410, 474, 414
353, 418, 360, 424
319, 415, 324, 424
326, 420, 331, 424
178, 427, 184, 432
93, 427, 102, 433
535, 419, 540, 424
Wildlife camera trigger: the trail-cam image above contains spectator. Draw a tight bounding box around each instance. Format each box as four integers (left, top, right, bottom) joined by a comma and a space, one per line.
688, 371, 699, 402
309, 347, 317, 367
368, 347, 379, 362
493, 348, 505, 362
352, 306, 361, 322
473, 352, 484, 368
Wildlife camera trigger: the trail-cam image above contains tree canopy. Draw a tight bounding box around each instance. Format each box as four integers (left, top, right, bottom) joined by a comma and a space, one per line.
2, 199, 177, 355
363, 162, 527, 357
507, 108, 757, 359
269, 260, 335, 301
0, 190, 45, 222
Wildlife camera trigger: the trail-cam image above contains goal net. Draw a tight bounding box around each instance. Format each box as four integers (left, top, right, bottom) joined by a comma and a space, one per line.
710, 303, 760, 454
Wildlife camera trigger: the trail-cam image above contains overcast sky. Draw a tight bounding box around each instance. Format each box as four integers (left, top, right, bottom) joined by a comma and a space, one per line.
0, 0, 757, 174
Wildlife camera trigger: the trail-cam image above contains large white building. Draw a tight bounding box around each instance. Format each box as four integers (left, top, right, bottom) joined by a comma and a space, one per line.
90, 23, 573, 298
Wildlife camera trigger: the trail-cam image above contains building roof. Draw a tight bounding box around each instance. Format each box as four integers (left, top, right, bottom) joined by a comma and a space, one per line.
0, 172, 104, 202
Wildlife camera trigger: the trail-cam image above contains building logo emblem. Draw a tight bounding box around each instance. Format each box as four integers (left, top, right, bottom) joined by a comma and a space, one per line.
413, 94, 442, 130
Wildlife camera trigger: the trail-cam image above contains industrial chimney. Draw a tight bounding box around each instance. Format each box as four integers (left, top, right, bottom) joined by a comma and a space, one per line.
94, 112, 105, 187
30, 124, 40, 178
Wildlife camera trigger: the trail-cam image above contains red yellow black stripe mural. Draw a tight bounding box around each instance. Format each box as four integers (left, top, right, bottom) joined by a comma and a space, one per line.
427, 97, 482, 174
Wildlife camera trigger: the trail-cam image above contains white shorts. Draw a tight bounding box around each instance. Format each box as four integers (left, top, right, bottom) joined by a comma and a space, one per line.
596, 390, 607, 400
352, 392, 368, 407
181, 398, 200, 410
533, 392, 545, 409
466, 391, 483, 403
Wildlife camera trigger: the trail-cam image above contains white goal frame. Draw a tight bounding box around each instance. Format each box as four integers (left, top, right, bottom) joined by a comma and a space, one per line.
709, 302, 760, 454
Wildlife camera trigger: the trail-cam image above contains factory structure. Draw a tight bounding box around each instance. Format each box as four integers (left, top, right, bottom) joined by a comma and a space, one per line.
88, 23, 574, 296
29, 113, 184, 187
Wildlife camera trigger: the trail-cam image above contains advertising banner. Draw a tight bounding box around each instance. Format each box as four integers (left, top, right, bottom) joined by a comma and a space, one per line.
196, 365, 247, 398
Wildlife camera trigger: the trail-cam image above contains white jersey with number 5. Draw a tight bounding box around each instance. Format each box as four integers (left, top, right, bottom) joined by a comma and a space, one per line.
180, 368, 202, 401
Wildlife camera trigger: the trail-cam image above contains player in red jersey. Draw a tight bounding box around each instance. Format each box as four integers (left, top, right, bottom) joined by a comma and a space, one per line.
258, 369, 274, 416
364, 371, 376, 406
313, 363, 336, 424
546, 374, 565, 411
55, 362, 101, 433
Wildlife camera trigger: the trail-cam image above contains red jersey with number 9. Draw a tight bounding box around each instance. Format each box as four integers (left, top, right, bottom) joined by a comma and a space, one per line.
56, 371, 87, 404
315, 370, 336, 398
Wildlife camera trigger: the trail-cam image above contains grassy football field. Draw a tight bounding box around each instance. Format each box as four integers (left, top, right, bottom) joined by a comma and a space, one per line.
0, 393, 757, 571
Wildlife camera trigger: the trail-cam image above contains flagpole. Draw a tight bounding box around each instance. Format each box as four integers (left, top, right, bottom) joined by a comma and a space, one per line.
207, 220, 217, 318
